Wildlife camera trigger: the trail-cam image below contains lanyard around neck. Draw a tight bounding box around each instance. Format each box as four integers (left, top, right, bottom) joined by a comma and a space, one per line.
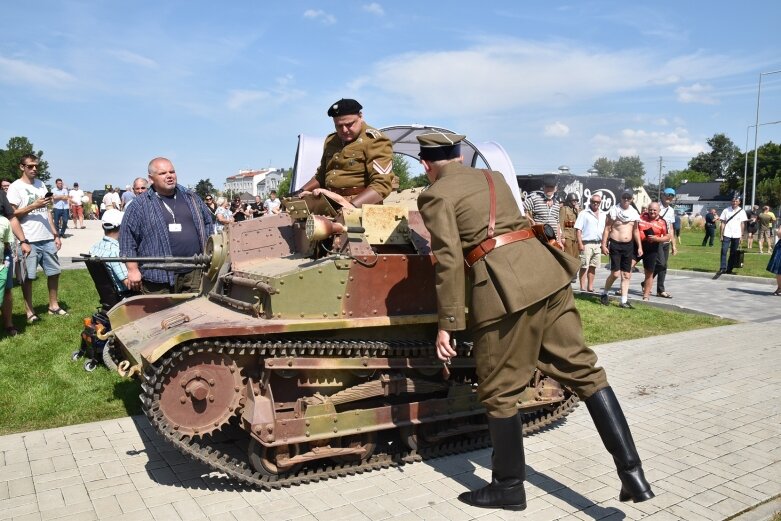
156, 191, 177, 223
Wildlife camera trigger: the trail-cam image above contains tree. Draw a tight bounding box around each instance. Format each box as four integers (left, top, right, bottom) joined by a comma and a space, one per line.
614, 156, 646, 188
591, 157, 615, 178
722, 141, 781, 200
663, 169, 710, 190
409, 174, 429, 187
276, 170, 292, 198
756, 176, 781, 208
194, 179, 216, 199
393, 154, 412, 190
0, 137, 51, 183
687, 133, 741, 181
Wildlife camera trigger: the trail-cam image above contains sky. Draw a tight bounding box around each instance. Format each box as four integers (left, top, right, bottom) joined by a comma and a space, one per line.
2, 0, 781, 191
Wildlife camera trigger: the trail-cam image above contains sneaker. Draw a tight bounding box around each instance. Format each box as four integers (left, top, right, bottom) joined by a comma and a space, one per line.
618, 301, 634, 309
599, 293, 609, 306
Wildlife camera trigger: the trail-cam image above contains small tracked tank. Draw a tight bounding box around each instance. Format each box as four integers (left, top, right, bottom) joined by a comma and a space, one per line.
107, 129, 577, 489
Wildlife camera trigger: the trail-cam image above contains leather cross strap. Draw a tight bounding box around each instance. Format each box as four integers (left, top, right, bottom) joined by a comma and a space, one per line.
482, 169, 496, 239
464, 228, 536, 268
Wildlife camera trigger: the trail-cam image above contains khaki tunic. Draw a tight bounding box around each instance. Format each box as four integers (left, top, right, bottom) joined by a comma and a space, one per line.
560, 205, 579, 259
417, 162, 607, 418
316, 122, 394, 199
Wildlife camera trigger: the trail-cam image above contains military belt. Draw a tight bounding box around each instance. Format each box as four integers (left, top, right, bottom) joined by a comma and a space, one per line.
464, 228, 536, 268
330, 187, 365, 197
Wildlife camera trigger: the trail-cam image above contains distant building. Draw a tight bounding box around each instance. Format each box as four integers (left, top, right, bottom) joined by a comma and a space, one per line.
674, 181, 731, 216
224, 169, 280, 198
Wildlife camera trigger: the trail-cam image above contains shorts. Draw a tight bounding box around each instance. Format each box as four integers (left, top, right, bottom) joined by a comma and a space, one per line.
5, 260, 12, 290
641, 244, 660, 272
580, 242, 601, 269
608, 240, 634, 273
71, 205, 84, 218
23, 240, 61, 280
0, 266, 7, 301
759, 228, 772, 240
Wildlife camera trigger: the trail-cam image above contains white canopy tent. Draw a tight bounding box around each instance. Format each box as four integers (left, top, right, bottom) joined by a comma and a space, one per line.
291, 124, 523, 212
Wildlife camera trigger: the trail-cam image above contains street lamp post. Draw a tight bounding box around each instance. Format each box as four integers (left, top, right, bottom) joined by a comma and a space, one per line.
744, 120, 781, 206
751, 69, 781, 207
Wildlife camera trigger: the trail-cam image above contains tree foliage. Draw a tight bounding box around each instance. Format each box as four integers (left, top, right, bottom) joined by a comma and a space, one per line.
276, 170, 292, 198
590, 156, 645, 187
0, 137, 51, 184
723, 141, 781, 205
687, 133, 741, 180
591, 157, 615, 178
664, 169, 711, 190
194, 179, 216, 199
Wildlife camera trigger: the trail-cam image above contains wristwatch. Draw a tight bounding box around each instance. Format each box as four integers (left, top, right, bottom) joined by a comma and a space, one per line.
20, 239, 30, 245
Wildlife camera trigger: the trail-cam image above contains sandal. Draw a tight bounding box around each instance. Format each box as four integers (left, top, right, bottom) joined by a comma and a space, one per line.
657, 292, 673, 299
5, 327, 18, 336
773, 290, 781, 296
26, 314, 40, 324
48, 307, 69, 316
642, 296, 650, 301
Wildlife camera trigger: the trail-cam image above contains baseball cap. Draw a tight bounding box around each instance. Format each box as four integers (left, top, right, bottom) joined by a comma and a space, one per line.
663, 188, 676, 196
101, 209, 123, 230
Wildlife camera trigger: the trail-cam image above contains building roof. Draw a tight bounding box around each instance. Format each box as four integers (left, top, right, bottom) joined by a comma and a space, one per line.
226, 168, 275, 181
675, 182, 730, 201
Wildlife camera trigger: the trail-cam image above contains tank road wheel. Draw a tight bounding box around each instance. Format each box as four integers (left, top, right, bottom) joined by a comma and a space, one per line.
248, 438, 302, 477
157, 351, 243, 437
333, 432, 377, 463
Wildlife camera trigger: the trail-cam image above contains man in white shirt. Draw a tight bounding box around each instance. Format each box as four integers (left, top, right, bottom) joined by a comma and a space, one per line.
652, 188, 678, 298
718, 195, 748, 275
68, 182, 85, 229
574, 192, 606, 292
264, 190, 282, 215
7, 154, 67, 322
103, 188, 121, 211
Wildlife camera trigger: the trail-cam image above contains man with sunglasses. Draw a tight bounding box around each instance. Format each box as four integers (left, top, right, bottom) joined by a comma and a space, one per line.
600, 190, 642, 308
7, 154, 67, 321
297, 98, 394, 207
574, 193, 606, 292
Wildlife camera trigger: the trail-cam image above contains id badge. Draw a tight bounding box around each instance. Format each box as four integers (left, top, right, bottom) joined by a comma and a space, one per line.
169, 223, 182, 232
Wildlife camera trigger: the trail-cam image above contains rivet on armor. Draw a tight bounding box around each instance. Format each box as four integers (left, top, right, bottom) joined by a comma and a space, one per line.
213, 422, 219, 427
209, 379, 215, 386
180, 396, 186, 404
209, 395, 214, 402
194, 371, 201, 378
228, 407, 234, 412
333, 427, 338, 433
194, 428, 199, 434
279, 281, 284, 285
266, 424, 274, 432
305, 420, 310, 426
173, 425, 179, 430
180, 379, 186, 388
333, 416, 338, 423
268, 360, 274, 366
323, 313, 327, 317
305, 431, 310, 437
337, 295, 342, 300
234, 386, 240, 392
229, 366, 236, 373
345, 293, 350, 298
287, 360, 293, 367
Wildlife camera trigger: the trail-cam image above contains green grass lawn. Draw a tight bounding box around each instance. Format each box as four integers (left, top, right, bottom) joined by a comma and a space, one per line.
669, 227, 774, 278
0, 270, 732, 436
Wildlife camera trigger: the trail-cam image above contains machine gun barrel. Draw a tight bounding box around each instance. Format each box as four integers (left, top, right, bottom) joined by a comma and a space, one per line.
71, 254, 212, 266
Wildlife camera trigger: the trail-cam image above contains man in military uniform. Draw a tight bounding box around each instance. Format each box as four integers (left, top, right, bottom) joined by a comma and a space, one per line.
298, 98, 394, 207
416, 131, 653, 512
560, 192, 580, 259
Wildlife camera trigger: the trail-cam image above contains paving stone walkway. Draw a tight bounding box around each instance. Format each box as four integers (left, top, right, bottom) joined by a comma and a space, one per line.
2, 234, 779, 520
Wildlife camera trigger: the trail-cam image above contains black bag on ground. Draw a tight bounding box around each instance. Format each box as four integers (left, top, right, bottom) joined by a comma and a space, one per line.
729, 248, 745, 269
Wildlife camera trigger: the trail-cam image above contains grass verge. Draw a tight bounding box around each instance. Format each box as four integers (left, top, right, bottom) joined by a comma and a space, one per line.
669, 228, 774, 278
0, 270, 733, 436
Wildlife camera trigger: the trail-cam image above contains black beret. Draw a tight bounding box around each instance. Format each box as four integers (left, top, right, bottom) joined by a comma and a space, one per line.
542, 173, 558, 187
327, 98, 362, 117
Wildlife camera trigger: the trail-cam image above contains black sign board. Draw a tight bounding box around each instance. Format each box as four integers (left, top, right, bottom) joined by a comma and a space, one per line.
516, 175, 626, 212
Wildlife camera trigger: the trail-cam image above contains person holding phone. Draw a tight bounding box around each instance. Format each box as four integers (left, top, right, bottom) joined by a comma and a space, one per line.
7, 154, 67, 323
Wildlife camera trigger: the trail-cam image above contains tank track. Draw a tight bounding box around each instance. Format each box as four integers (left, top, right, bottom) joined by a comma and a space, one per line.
141, 338, 579, 489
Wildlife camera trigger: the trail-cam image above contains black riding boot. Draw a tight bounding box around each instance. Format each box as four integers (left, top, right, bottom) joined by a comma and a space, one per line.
458, 414, 527, 511
586, 387, 655, 502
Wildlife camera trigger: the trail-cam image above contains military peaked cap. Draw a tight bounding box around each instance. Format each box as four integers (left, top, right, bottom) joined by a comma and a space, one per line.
327, 98, 363, 117
417, 131, 465, 161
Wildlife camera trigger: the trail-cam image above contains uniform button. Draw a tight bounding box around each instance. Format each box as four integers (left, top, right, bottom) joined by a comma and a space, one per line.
448, 316, 455, 322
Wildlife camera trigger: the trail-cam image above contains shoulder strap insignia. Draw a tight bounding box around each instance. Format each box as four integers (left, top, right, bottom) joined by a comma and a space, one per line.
365, 128, 382, 139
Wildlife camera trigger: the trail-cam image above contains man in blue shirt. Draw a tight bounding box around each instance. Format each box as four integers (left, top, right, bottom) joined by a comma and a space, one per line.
52, 178, 70, 238
89, 209, 128, 292
119, 157, 213, 294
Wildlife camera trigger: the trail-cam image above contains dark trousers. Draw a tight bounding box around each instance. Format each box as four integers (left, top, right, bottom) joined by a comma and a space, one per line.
652, 242, 669, 292
720, 238, 740, 271
53, 208, 69, 237
702, 226, 715, 246
141, 269, 202, 295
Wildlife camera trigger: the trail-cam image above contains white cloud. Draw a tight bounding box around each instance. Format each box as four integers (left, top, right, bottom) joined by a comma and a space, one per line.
303, 9, 337, 25
676, 82, 718, 104
590, 127, 706, 158
107, 49, 159, 69
0, 55, 75, 88
544, 121, 569, 137
226, 76, 306, 110
361, 38, 745, 117
363, 3, 385, 16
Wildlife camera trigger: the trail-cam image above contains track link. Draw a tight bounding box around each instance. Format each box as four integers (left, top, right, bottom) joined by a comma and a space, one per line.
141, 338, 578, 489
